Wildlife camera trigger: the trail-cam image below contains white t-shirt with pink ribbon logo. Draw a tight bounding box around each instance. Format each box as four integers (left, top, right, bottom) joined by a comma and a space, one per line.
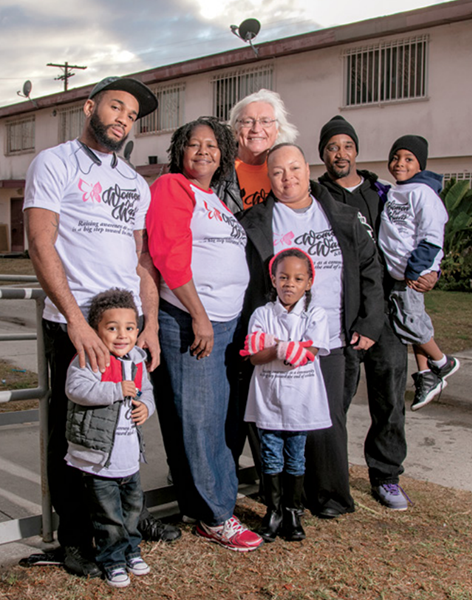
24, 139, 151, 322
244, 297, 332, 432
147, 174, 249, 322
272, 198, 345, 349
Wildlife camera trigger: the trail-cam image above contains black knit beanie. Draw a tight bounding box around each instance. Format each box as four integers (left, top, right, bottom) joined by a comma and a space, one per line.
388, 135, 428, 171
318, 115, 359, 159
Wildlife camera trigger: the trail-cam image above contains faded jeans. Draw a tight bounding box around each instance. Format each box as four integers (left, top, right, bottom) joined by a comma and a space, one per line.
259, 430, 308, 476
153, 299, 239, 526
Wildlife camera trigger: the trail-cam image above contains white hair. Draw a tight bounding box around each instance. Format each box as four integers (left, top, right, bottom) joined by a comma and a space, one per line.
228, 89, 298, 144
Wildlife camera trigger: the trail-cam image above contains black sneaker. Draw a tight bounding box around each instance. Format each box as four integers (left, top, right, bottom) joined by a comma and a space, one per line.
411, 371, 444, 411
19, 549, 63, 567
63, 546, 101, 578
428, 355, 460, 380
138, 516, 182, 542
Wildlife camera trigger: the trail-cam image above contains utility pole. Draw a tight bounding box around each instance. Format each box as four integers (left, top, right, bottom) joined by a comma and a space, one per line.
47, 62, 87, 92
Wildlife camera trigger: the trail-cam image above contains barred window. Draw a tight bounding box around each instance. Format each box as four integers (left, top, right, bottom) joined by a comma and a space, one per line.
212, 65, 274, 121
443, 172, 472, 186
138, 84, 185, 135
58, 105, 85, 143
344, 36, 428, 107
6, 117, 35, 154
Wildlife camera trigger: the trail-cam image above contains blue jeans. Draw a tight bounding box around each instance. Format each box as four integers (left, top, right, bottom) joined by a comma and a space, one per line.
154, 300, 239, 526
260, 430, 308, 476
82, 471, 142, 569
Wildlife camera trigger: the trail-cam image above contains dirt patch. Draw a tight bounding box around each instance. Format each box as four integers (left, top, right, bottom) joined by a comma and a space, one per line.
1, 466, 471, 600
0, 360, 39, 412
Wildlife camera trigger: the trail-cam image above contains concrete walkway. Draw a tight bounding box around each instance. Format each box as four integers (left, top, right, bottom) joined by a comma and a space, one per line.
0, 298, 471, 571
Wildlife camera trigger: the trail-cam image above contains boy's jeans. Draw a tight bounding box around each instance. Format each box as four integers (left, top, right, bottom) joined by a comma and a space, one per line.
259, 430, 308, 476
82, 471, 143, 569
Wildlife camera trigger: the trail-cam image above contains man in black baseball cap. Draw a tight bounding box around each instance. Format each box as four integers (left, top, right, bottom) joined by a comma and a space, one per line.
88, 76, 158, 119
24, 74, 179, 578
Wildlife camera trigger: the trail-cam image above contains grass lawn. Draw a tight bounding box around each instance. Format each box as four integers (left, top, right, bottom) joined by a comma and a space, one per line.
424, 290, 472, 353
0, 466, 471, 599
1, 264, 471, 598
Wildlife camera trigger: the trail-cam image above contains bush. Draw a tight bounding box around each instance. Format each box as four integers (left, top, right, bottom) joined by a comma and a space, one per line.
438, 179, 472, 291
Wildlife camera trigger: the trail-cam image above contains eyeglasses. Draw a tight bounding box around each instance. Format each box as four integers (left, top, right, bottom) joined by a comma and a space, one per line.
237, 118, 278, 128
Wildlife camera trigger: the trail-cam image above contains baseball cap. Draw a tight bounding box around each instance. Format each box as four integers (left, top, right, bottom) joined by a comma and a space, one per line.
88, 76, 158, 119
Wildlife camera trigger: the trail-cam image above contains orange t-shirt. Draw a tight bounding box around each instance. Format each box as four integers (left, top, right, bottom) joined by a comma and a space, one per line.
235, 158, 271, 209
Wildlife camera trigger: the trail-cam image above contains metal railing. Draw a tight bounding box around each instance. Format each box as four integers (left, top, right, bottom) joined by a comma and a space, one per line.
0, 279, 258, 546
0, 284, 54, 543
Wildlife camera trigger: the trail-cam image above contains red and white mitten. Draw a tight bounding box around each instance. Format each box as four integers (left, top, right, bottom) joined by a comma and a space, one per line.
239, 332, 277, 357
277, 340, 315, 367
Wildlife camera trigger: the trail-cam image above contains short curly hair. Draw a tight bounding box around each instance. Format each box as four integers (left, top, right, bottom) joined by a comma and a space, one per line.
167, 116, 237, 185
88, 288, 138, 330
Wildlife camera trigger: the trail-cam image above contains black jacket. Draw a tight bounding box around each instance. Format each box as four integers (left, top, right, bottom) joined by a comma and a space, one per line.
318, 170, 389, 240
237, 182, 385, 343
318, 170, 397, 298
213, 166, 244, 215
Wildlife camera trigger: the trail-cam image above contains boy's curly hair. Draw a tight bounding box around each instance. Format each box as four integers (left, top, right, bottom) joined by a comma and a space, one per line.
167, 116, 237, 185
88, 288, 138, 330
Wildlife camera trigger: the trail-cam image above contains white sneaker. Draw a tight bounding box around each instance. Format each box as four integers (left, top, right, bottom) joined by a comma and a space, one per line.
105, 566, 130, 588
126, 557, 151, 576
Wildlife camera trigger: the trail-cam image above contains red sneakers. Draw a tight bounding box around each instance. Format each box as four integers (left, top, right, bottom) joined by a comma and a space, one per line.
196, 515, 263, 552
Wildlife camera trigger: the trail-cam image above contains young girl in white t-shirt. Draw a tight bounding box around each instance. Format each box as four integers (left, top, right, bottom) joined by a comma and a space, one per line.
241, 248, 331, 543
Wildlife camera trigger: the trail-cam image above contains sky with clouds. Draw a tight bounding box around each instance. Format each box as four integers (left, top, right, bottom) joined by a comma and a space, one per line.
0, 0, 453, 108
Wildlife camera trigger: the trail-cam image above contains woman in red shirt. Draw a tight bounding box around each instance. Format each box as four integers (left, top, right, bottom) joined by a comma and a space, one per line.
146, 117, 263, 552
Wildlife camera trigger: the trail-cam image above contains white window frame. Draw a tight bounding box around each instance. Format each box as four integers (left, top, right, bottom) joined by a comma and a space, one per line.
443, 172, 472, 186
5, 116, 35, 155
212, 65, 274, 122
343, 36, 428, 107
138, 83, 185, 135
58, 104, 86, 143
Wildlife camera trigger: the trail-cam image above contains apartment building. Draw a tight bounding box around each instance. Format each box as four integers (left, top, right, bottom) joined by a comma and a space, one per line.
0, 0, 471, 251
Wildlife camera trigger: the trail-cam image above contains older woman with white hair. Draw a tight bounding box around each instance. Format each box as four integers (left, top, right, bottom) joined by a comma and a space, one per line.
214, 89, 298, 213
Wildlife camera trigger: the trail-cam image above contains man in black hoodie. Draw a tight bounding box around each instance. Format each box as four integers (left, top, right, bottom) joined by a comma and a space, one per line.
317, 116, 437, 511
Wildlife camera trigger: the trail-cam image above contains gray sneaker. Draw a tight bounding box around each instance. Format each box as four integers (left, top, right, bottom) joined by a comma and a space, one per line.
372, 483, 409, 511
411, 370, 444, 411
428, 355, 460, 380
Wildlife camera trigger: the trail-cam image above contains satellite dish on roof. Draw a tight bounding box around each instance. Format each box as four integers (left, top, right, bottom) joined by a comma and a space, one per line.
23, 80, 32, 97
17, 80, 38, 107
239, 19, 260, 42
124, 141, 134, 161
123, 140, 135, 169
230, 18, 261, 56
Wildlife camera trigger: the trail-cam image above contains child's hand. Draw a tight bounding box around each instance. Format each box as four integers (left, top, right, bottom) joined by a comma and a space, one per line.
277, 340, 315, 367
240, 332, 277, 357
121, 380, 138, 398
131, 400, 149, 425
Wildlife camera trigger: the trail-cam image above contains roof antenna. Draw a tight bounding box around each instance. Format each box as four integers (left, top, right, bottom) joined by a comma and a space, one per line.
230, 18, 261, 57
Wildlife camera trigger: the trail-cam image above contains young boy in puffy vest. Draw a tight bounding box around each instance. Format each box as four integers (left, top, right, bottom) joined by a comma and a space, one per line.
65, 289, 154, 588
379, 135, 460, 412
